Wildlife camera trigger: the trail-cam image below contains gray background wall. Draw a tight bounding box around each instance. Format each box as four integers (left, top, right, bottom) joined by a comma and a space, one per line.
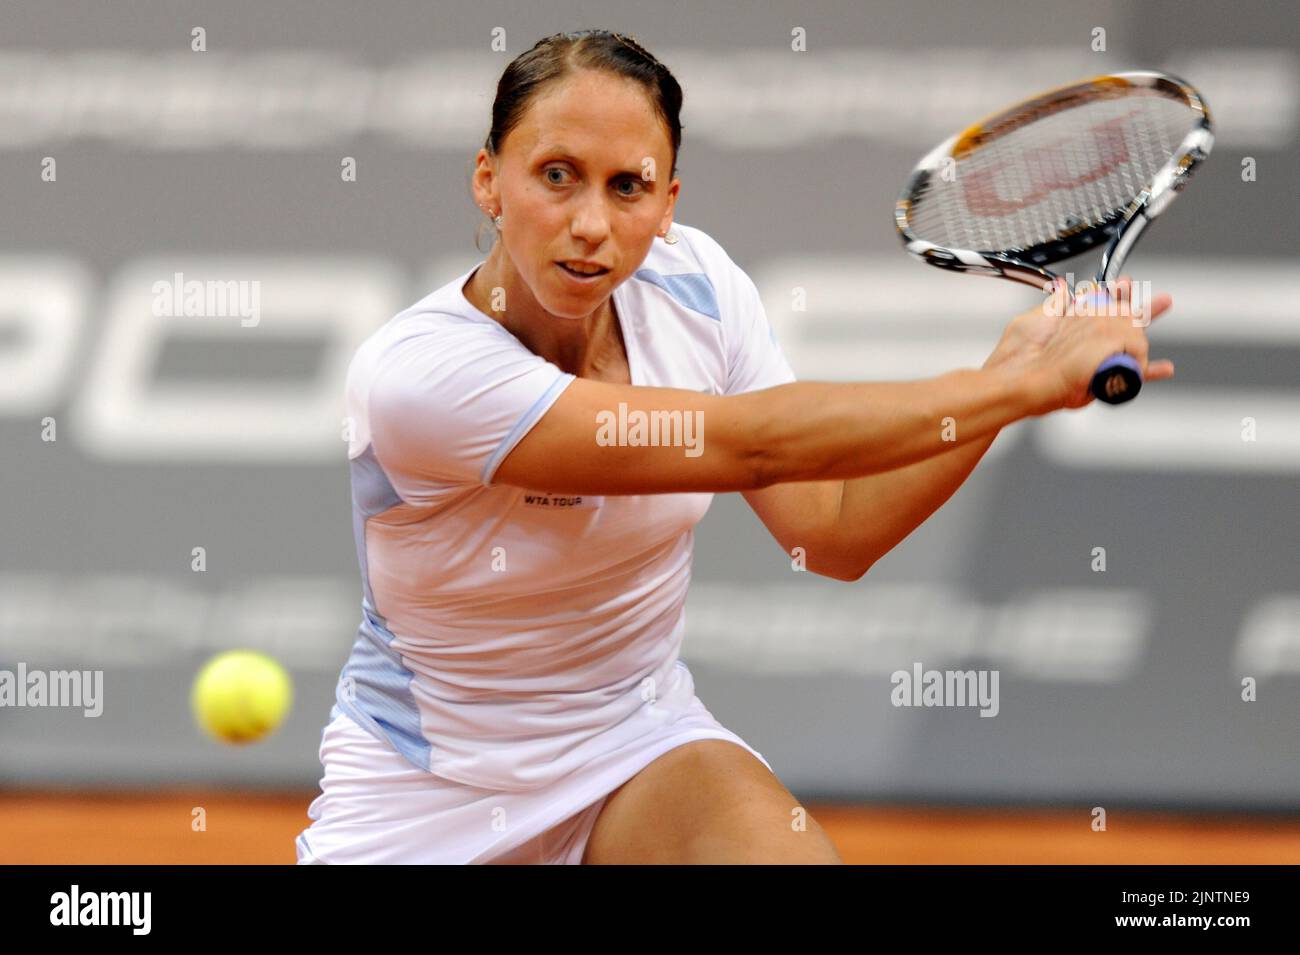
1, 0, 1296, 808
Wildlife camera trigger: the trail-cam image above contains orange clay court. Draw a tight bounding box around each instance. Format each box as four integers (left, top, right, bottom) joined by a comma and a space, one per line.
2, 791, 1297, 864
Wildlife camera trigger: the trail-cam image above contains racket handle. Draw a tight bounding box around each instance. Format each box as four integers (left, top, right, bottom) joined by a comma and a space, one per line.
1090, 352, 1143, 404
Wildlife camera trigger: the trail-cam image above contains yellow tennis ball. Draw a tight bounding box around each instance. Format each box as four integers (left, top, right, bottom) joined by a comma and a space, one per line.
191, 650, 293, 744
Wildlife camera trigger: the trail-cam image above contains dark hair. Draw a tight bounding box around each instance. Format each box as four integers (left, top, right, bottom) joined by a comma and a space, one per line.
475, 30, 683, 245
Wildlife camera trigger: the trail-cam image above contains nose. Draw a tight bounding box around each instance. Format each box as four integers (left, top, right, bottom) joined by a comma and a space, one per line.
568, 193, 612, 245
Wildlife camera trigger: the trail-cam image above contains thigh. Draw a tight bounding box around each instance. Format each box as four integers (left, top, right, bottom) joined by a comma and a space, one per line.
581, 739, 842, 864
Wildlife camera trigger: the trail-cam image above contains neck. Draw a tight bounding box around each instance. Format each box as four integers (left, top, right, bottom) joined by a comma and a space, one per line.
466, 248, 621, 377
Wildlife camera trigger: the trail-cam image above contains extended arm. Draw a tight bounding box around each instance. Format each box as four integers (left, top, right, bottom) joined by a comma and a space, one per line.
491, 366, 1031, 495
738, 277, 1173, 581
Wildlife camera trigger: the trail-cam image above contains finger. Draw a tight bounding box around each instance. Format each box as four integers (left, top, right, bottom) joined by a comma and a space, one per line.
1068, 280, 1105, 316
1053, 277, 1071, 314
1145, 292, 1173, 322
1129, 292, 1173, 329
1043, 277, 1070, 316
1110, 275, 1133, 305
1146, 358, 1175, 382
1126, 328, 1151, 371
1084, 275, 1129, 308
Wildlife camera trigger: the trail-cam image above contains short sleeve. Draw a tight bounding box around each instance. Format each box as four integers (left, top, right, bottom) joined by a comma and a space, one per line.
367, 318, 575, 498
721, 258, 798, 395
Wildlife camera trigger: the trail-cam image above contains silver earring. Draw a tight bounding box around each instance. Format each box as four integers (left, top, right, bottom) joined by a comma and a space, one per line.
663, 230, 677, 244
493, 213, 504, 229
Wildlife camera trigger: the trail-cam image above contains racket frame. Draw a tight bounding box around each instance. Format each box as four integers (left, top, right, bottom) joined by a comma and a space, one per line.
893, 71, 1212, 404
895, 70, 1212, 292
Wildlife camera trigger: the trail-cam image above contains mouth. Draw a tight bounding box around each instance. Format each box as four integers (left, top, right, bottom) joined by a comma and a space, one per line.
556, 261, 611, 283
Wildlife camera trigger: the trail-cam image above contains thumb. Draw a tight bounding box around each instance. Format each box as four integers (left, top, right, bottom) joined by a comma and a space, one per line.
1044, 277, 1070, 316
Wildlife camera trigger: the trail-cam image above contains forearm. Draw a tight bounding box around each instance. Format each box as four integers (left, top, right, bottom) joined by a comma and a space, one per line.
746, 365, 1031, 486
827, 427, 1000, 575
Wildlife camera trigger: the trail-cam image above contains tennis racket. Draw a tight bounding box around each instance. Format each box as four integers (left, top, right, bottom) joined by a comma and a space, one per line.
895, 71, 1212, 404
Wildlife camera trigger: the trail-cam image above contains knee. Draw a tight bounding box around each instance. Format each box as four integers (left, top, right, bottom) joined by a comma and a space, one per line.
684, 809, 843, 864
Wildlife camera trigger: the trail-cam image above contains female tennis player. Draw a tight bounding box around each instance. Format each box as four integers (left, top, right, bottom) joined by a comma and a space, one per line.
295, 29, 1173, 864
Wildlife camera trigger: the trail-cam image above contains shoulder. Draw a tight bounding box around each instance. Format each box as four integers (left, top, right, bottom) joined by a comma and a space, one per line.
344, 270, 537, 455
625, 221, 758, 328
370, 269, 499, 349
638, 221, 742, 279
350, 270, 519, 381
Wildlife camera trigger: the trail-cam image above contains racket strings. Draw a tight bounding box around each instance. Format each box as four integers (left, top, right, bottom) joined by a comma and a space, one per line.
907, 91, 1196, 253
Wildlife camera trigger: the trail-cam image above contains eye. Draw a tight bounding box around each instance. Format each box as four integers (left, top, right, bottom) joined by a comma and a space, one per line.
615, 178, 646, 197
544, 167, 570, 185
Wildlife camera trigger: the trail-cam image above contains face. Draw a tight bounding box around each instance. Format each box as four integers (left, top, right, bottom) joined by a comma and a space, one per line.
474, 69, 680, 319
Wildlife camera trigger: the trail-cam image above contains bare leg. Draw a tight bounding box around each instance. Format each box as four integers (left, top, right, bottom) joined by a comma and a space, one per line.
582, 739, 842, 864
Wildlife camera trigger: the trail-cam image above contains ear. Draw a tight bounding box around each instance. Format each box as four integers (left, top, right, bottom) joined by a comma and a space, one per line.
471, 148, 500, 211
658, 178, 681, 235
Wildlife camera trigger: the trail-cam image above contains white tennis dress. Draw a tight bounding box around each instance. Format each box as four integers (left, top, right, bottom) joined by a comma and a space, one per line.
296, 222, 797, 864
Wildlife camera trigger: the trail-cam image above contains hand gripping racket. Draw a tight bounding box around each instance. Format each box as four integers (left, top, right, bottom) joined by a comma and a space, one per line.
895, 71, 1212, 404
